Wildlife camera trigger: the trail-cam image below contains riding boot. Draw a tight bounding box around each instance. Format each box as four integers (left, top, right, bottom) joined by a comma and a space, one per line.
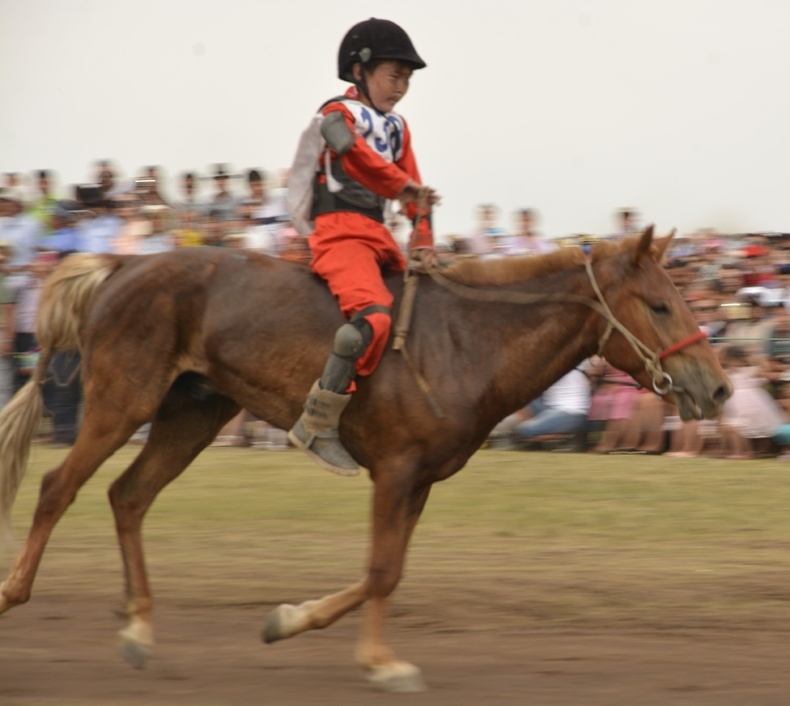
288, 380, 360, 476
289, 315, 379, 476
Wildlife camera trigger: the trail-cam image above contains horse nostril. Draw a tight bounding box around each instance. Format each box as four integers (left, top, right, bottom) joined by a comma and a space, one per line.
713, 383, 732, 404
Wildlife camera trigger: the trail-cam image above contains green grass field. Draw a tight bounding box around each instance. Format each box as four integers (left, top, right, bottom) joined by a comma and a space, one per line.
7, 445, 790, 632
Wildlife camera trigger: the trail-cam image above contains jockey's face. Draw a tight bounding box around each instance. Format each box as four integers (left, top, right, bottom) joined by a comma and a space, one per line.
354, 60, 413, 113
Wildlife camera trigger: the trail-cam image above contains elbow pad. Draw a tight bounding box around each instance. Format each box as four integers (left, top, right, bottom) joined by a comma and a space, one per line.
321, 111, 356, 155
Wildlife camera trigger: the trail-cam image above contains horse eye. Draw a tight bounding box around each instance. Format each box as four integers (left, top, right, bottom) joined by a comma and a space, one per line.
649, 303, 670, 315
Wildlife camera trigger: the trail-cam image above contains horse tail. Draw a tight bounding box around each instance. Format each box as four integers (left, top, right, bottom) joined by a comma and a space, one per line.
0, 253, 117, 548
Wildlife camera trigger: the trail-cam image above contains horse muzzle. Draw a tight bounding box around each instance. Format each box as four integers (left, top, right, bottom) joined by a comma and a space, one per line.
672, 373, 733, 421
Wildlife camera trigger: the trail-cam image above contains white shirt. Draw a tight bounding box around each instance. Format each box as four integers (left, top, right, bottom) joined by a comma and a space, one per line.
0, 213, 41, 266
543, 369, 591, 416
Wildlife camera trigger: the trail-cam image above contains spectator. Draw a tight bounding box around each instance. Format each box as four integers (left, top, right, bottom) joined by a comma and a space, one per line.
43, 347, 82, 446
0, 186, 42, 268
725, 293, 778, 362
207, 164, 238, 221
77, 186, 122, 253
113, 193, 151, 254
507, 368, 591, 448
3, 172, 22, 191
172, 207, 205, 248
689, 297, 725, 338
135, 165, 169, 207
500, 208, 556, 256
27, 169, 59, 233
587, 358, 639, 453
175, 171, 201, 213
245, 168, 288, 255
5, 251, 58, 392
467, 203, 507, 256
95, 159, 124, 199
42, 200, 83, 255
741, 241, 776, 287
715, 261, 746, 296
202, 210, 227, 246
664, 416, 705, 458
771, 375, 790, 460
136, 206, 175, 253
617, 391, 669, 454
764, 309, 790, 383
611, 207, 640, 240
718, 345, 785, 459
0, 242, 14, 407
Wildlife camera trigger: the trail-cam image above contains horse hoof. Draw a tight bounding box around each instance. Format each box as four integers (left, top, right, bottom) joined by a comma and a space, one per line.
0, 581, 23, 616
262, 603, 299, 644
0, 585, 10, 615
118, 622, 153, 670
119, 635, 151, 670
367, 662, 426, 693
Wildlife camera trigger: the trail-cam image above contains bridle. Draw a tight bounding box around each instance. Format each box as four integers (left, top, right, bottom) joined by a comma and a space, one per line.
582, 259, 707, 394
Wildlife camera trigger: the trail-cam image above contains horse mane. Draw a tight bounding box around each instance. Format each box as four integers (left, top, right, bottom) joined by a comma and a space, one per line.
440, 240, 623, 287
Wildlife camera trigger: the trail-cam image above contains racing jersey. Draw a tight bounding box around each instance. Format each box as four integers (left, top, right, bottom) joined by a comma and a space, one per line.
316, 86, 433, 247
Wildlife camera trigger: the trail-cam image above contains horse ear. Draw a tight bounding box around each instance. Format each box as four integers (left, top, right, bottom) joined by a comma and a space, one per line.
653, 228, 676, 263
634, 224, 655, 266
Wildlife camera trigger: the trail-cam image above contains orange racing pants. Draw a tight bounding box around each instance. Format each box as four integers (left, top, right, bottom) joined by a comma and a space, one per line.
309, 212, 406, 381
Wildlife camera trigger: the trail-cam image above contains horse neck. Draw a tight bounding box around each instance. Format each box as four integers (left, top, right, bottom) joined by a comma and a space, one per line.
462, 263, 602, 420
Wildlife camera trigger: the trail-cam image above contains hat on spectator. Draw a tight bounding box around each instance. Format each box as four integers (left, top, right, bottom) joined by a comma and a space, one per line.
736, 286, 785, 308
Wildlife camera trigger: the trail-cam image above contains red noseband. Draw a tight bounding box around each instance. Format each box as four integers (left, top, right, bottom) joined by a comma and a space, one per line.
657, 329, 708, 361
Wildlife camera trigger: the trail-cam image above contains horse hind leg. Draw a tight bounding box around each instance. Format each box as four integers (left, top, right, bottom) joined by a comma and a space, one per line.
109, 387, 239, 669
0, 403, 142, 614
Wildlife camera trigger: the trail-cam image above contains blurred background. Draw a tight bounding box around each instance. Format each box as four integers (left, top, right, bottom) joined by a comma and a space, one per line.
2, 0, 790, 241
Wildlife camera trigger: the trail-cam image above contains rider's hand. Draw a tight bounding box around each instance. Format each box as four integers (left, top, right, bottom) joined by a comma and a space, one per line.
399, 181, 441, 207
409, 247, 439, 270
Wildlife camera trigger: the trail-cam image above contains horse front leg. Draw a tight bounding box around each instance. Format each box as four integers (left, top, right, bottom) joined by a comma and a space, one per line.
355, 482, 431, 692
262, 578, 370, 644
262, 479, 431, 693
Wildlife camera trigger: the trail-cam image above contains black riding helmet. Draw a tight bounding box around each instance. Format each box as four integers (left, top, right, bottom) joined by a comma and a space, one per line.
337, 18, 426, 83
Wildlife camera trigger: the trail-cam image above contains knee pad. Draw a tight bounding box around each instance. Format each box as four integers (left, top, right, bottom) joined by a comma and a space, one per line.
333, 318, 373, 360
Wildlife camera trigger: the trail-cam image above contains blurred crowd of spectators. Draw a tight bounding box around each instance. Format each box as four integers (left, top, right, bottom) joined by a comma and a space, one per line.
489, 217, 790, 460
0, 160, 313, 446
2, 162, 790, 457
0, 162, 311, 265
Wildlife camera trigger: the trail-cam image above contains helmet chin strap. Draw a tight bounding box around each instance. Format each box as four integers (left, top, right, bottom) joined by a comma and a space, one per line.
355, 59, 387, 117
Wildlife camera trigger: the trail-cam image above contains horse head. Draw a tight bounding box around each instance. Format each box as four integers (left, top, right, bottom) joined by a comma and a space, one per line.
590, 226, 732, 420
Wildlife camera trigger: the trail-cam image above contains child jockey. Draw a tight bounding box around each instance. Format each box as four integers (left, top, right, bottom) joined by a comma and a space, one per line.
288, 17, 439, 476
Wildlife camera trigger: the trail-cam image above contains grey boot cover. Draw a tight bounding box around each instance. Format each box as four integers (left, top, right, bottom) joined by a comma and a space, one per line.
288, 380, 359, 476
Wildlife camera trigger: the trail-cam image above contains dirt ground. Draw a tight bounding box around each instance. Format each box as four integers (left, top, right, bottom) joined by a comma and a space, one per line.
3, 447, 790, 705
2, 570, 789, 706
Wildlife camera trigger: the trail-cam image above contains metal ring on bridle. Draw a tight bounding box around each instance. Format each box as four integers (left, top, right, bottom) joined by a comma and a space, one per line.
652, 371, 673, 395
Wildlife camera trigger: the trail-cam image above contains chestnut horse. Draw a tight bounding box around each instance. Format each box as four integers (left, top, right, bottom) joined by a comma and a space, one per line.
0, 227, 730, 692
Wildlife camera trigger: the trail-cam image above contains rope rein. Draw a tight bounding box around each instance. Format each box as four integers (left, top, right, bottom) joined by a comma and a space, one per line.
392, 190, 446, 418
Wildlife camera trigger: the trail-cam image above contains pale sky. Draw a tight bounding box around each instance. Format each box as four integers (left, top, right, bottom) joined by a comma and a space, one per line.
2, 0, 789, 241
